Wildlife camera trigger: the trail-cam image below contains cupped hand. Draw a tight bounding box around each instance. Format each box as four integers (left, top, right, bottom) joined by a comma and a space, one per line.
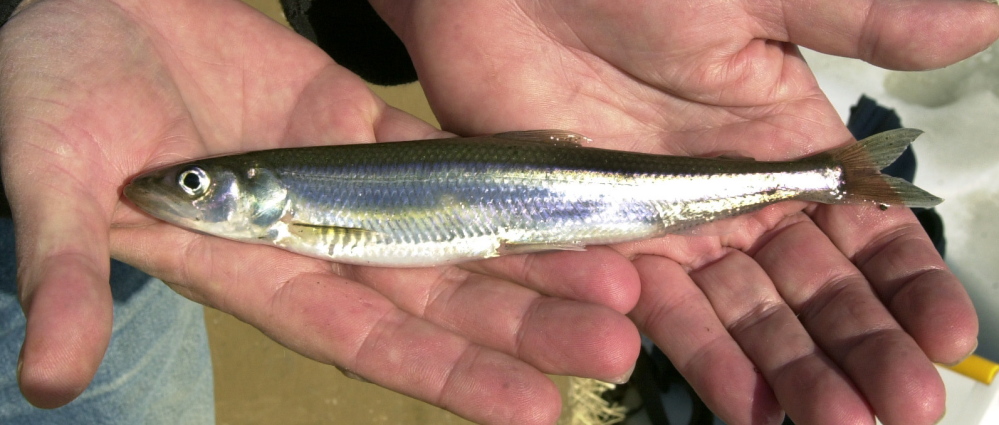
0, 0, 640, 423
371, 0, 999, 424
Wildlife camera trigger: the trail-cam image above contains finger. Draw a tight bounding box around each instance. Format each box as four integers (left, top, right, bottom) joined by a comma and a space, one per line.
811, 204, 977, 363
111, 224, 563, 425
749, 0, 999, 69
630, 255, 784, 425
3, 175, 114, 408
691, 251, 873, 425
345, 306, 561, 425
345, 258, 641, 383
754, 217, 945, 425
261, 270, 563, 425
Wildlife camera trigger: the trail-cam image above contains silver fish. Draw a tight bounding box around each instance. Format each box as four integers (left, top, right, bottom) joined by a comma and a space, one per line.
124, 129, 940, 267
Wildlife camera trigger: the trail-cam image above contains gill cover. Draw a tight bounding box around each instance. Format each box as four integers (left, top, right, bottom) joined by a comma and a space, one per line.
241, 167, 288, 228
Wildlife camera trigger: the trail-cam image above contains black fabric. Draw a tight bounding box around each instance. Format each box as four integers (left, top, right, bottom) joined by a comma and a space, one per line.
281, 0, 318, 44
0, 0, 22, 26
280, 0, 417, 86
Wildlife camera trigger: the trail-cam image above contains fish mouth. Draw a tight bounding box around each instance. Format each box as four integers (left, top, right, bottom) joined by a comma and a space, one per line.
122, 181, 149, 206
123, 176, 196, 225
124, 177, 165, 212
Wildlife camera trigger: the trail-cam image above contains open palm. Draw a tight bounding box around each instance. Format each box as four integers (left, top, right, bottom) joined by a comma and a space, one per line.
371, 0, 999, 424
1, 0, 643, 423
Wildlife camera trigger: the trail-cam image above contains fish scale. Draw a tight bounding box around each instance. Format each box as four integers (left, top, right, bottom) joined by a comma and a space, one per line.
124, 129, 941, 267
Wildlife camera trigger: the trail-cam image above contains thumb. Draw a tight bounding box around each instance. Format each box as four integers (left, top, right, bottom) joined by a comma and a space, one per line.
3, 150, 114, 408
757, 0, 999, 70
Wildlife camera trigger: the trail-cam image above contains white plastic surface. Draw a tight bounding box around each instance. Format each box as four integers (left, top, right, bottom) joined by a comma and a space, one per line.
935, 366, 999, 425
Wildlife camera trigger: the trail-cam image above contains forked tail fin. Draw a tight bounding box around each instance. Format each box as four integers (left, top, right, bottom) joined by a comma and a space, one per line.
828, 128, 943, 208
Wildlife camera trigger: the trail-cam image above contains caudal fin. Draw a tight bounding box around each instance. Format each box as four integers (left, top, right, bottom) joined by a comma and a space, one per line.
829, 128, 943, 208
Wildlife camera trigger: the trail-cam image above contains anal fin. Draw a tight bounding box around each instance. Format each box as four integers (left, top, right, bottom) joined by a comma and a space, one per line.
496, 239, 588, 256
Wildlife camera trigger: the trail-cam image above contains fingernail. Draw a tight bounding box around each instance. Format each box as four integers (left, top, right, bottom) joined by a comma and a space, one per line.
16, 340, 26, 387
610, 362, 636, 385
941, 339, 978, 367
335, 365, 370, 383
967, 339, 980, 358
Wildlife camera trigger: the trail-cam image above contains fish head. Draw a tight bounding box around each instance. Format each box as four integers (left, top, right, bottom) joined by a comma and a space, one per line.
124, 160, 289, 240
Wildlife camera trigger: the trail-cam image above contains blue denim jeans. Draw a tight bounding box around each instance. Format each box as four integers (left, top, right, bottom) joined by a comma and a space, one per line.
0, 218, 215, 424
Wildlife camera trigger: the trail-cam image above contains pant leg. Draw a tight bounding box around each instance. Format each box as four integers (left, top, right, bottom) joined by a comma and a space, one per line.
0, 217, 215, 424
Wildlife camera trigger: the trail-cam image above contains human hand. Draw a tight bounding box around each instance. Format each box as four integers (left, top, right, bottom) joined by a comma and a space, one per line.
0, 0, 639, 422
370, 0, 999, 423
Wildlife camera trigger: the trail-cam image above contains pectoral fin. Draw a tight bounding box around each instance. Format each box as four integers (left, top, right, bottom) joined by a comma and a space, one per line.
288, 222, 381, 242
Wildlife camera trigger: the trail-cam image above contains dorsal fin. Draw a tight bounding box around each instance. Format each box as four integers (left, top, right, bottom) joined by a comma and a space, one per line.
492, 130, 592, 147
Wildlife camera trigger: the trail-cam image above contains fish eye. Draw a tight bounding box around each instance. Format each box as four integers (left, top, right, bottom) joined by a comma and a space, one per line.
178, 167, 210, 196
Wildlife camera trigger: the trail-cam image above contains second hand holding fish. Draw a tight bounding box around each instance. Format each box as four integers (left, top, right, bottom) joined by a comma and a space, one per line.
125, 129, 939, 267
